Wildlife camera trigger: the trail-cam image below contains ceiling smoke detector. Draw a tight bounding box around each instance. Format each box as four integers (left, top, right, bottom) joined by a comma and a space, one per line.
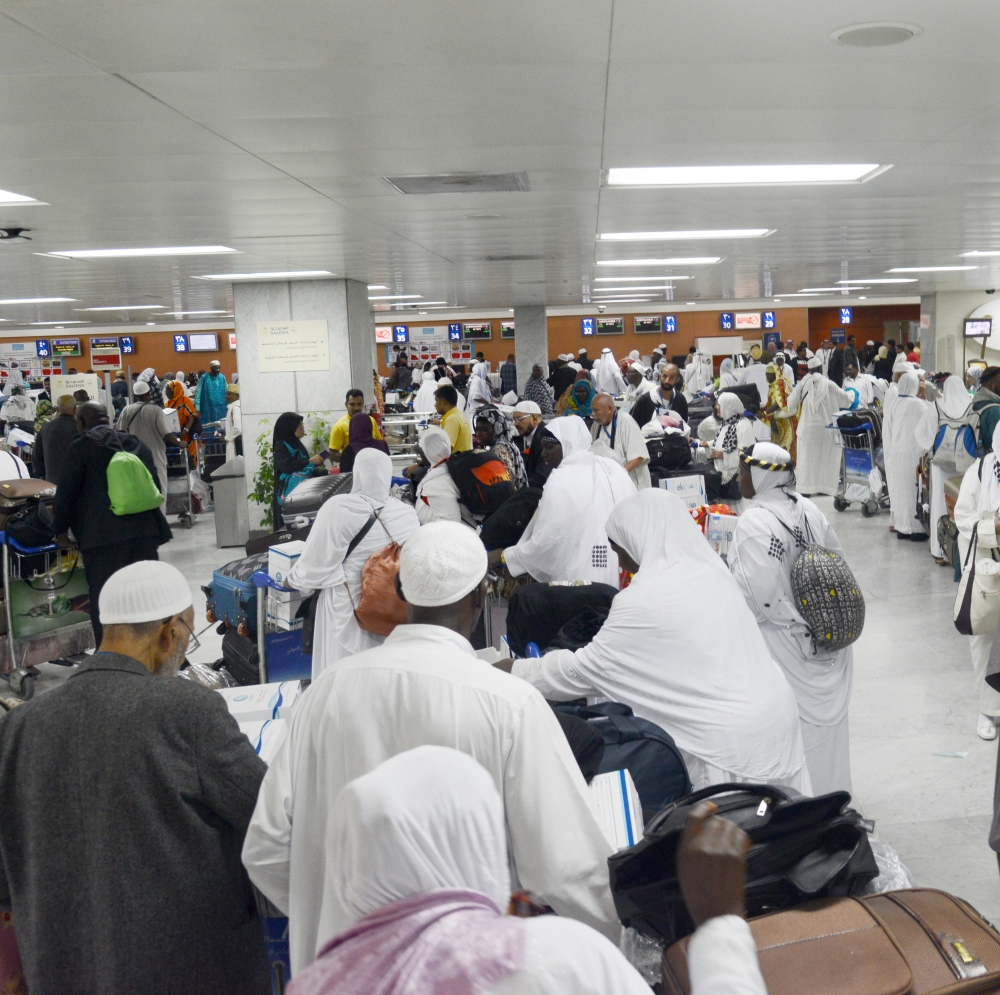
831, 22, 921, 47
0, 228, 31, 244
384, 172, 529, 195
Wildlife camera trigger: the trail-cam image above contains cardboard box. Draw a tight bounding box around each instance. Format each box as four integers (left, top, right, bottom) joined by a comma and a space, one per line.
589, 769, 644, 852
267, 613, 303, 632
216, 681, 301, 722
268, 540, 306, 585
268, 587, 301, 604
706, 512, 739, 556
659, 473, 707, 511
239, 718, 288, 765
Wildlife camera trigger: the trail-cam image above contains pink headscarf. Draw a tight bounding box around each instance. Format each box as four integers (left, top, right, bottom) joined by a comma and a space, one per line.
286, 747, 524, 995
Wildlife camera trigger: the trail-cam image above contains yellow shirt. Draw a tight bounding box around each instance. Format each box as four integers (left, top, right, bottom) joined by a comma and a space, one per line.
329, 413, 382, 452
441, 406, 472, 453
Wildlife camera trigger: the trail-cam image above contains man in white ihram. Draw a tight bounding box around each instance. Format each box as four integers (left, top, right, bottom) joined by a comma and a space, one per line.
242, 521, 619, 974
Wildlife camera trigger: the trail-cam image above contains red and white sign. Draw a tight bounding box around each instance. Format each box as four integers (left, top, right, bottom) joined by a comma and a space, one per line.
91, 352, 122, 368
375, 326, 393, 344
228, 332, 237, 350
734, 312, 762, 329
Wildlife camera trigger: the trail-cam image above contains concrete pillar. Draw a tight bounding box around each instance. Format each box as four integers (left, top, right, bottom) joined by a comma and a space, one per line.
513, 306, 548, 394
234, 278, 374, 530
919, 294, 937, 372
928, 291, 996, 376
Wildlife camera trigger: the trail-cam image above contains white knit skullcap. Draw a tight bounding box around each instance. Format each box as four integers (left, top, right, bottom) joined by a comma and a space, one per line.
513, 400, 541, 415
807, 356, 822, 370
502, 391, 518, 406
398, 522, 487, 607
99, 561, 192, 625
133, 381, 150, 396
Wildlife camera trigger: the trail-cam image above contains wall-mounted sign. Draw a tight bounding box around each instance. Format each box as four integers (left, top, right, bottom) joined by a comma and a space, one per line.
762, 311, 776, 329
35, 339, 50, 358
463, 322, 492, 340
51, 338, 81, 357
90, 337, 122, 369
228, 332, 237, 350
720, 312, 734, 331
257, 320, 331, 373
634, 315, 662, 334
393, 325, 409, 343
840, 307, 853, 325
581, 317, 594, 336
500, 321, 515, 339
119, 335, 135, 355
830, 328, 847, 344
763, 331, 781, 353
173, 334, 188, 352
734, 312, 761, 330
664, 315, 677, 333
448, 323, 462, 341
375, 326, 393, 344
596, 316, 624, 334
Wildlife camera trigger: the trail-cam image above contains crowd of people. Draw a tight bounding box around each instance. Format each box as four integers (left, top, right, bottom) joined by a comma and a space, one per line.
5, 333, 1000, 994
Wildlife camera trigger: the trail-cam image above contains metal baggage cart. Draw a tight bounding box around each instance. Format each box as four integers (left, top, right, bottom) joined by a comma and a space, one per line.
829, 407, 888, 517
164, 445, 195, 527
0, 533, 93, 698
249, 570, 311, 685
196, 431, 228, 496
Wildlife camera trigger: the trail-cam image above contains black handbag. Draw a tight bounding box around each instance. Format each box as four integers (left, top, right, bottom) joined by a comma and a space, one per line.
608, 783, 877, 944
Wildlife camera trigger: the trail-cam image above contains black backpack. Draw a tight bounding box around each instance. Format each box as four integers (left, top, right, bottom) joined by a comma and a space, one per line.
447, 449, 515, 517
645, 434, 692, 471
478, 486, 543, 551
608, 783, 877, 944
553, 702, 690, 822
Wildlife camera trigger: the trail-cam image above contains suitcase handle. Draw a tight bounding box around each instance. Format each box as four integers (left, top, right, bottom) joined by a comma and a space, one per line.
645, 782, 792, 835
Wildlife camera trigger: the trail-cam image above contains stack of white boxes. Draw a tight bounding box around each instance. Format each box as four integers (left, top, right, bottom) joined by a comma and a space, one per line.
267, 540, 306, 630
658, 473, 707, 511
216, 681, 303, 765
589, 769, 644, 851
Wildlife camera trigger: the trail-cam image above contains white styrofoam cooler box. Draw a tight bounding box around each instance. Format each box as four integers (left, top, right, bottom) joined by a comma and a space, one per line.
217, 681, 301, 722
706, 512, 739, 556
659, 473, 707, 511
239, 718, 288, 765
589, 769, 644, 852
268, 540, 306, 585
266, 594, 302, 623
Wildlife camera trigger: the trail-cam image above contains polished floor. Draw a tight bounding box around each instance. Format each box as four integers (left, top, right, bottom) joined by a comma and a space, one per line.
35, 491, 1000, 926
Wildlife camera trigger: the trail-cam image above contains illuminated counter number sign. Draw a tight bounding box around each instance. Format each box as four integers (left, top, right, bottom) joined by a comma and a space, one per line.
596, 316, 624, 334
173, 334, 188, 352
720, 312, 734, 331
463, 322, 492, 340
119, 336, 135, 355
393, 325, 409, 343
582, 318, 595, 336
35, 340, 50, 358
763, 311, 776, 329
664, 315, 677, 333
840, 307, 852, 325
448, 323, 462, 341
634, 316, 662, 334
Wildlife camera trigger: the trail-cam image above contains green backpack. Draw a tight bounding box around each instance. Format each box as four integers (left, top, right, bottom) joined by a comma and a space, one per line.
106, 450, 164, 516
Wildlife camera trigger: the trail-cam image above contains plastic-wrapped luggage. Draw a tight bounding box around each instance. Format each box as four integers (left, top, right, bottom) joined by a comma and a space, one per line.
505, 581, 619, 657
280, 471, 354, 517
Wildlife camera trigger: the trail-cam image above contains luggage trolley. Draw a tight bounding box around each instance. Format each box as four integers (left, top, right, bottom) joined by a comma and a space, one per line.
829, 408, 888, 517
0, 533, 93, 699
164, 445, 195, 527
196, 428, 228, 496
248, 570, 312, 685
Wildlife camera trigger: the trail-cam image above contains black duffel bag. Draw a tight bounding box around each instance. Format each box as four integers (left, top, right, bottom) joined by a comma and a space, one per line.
479, 486, 543, 551
645, 434, 692, 471
505, 581, 618, 656
608, 783, 877, 944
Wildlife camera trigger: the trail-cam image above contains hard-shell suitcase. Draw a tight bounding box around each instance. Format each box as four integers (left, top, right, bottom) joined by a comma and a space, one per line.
221, 627, 312, 686
505, 581, 619, 657
205, 552, 269, 633
280, 472, 353, 517
245, 524, 312, 557
663, 889, 1000, 995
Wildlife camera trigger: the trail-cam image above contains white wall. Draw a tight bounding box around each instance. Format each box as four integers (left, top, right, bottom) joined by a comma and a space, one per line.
932, 291, 1000, 375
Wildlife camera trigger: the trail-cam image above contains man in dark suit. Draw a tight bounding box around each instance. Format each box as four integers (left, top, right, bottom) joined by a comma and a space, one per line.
0, 560, 271, 995
512, 401, 554, 487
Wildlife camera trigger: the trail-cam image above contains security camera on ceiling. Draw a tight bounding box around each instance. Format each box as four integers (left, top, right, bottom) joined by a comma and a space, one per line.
0, 228, 31, 244
597, 304, 606, 312
988, 289, 996, 295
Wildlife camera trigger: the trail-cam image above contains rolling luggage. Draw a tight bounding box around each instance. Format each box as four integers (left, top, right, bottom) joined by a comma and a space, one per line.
204, 552, 269, 633
447, 450, 515, 517
505, 581, 619, 657
221, 627, 311, 686
280, 471, 354, 517
245, 524, 312, 556
663, 889, 1000, 995
554, 702, 690, 820
609, 783, 878, 945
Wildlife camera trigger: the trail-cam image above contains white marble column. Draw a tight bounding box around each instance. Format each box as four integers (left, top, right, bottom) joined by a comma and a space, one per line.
234, 278, 374, 530
513, 306, 548, 394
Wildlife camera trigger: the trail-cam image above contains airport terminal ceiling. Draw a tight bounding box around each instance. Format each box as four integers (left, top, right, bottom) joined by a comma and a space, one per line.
0, 1, 995, 324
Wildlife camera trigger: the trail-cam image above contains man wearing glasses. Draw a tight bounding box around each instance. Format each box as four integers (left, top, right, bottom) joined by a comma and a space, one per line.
511, 400, 555, 487
0, 561, 271, 995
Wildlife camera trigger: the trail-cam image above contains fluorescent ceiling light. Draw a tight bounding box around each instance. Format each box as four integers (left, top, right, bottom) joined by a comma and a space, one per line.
593, 286, 681, 293
962, 251, 1000, 258
164, 310, 231, 316
887, 266, 978, 273
0, 297, 75, 304
196, 270, 332, 281
369, 294, 421, 300
599, 229, 772, 241
390, 301, 448, 307
49, 246, 237, 259
75, 305, 165, 312
367, 284, 388, 289
778, 293, 822, 297
837, 278, 917, 284
588, 297, 657, 303
799, 287, 869, 292
594, 276, 692, 282
0, 187, 45, 205
596, 258, 720, 267
29, 320, 89, 325
606, 164, 887, 187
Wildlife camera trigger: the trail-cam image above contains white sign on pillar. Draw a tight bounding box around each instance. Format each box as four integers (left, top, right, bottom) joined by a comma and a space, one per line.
256, 320, 331, 373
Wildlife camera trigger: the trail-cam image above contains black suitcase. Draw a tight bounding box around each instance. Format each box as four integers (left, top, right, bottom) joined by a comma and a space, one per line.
280, 472, 354, 517
719, 384, 762, 414
505, 581, 619, 656
246, 524, 312, 556
221, 628, 261, 686
645, 434, 692, 471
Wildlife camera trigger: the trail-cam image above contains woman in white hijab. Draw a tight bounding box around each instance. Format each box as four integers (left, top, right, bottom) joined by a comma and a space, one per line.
728, 443, 854, 794
917, 374, 974, 560
467, 362, 494, 415
288, 747, 650, 995
593, 347, 626, 395
413, 426, 471, 526
411, 369, 438, 413
500, 416, 635, 587
513, 489, 809, 793
882, 371, 932, 539
718, 357, 739, 389
952, 421, 1000, 740
706, 392, 755, 506
2, 364, 24, 396
286, 448, 420, 679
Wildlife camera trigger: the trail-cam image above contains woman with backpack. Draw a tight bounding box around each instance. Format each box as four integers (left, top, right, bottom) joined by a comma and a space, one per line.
272, 411, 327, 528
728, 443, 855, 795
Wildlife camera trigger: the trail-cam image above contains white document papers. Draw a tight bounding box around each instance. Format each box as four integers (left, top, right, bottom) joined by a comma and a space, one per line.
589, 769, 644, 851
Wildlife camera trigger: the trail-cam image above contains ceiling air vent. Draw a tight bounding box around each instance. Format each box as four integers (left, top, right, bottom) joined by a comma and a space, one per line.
384, 172, 530, 195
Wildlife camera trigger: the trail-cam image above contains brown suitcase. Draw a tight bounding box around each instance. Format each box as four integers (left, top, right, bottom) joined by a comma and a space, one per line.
662, 889, 1000, 995
0, 479, 54, 507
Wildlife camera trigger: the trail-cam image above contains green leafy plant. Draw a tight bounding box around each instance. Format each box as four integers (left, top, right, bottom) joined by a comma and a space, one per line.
250, 424, 274, 529
306, 412, 333, 456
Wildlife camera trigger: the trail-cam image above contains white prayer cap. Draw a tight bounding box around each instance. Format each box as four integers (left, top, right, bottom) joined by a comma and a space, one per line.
437, 377, 453, 386
210, 359, 221, 368
658, 343, 668, 350
866, 340, 874, 346
559, 353, 572, 362
513, 400, 541, 415
601, 347, 612, 354
568, 362, 582, 371
133, 381, 150, 396
398, 522, 487, 607
99, 561, 192, 625
807, 356, 822, 370
578, 348, 587, 355
502, 390, 518, 406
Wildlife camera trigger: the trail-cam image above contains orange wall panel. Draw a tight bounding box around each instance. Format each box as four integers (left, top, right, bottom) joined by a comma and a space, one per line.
807, 305, 920, 352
